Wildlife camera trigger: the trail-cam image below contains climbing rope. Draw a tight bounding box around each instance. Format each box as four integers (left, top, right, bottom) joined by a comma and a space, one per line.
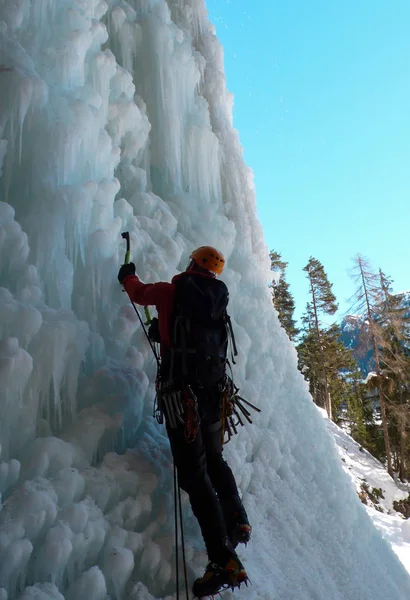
174, 463, 189, 600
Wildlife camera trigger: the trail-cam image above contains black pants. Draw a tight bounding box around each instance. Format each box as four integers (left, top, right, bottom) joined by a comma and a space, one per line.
166, 386, 248, 564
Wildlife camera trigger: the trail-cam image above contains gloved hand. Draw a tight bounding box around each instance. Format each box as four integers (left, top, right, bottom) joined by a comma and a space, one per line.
118, 262, 136, 284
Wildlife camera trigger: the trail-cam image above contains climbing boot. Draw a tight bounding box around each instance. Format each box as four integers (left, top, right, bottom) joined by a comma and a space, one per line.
192, 555, 248, 598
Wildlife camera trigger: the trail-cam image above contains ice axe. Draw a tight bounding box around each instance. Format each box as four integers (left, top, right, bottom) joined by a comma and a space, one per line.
121, 232, 159, 364
121, 231, 131, 265
121, 232, 152, 325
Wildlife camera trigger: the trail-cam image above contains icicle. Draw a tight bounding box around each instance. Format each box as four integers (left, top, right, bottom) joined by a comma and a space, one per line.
65, 567, 107, 600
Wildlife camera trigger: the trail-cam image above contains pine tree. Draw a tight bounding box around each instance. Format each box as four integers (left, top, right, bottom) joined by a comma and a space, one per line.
348, 255, 394, 476
297, 306, 323, 403
323, 324, 363, 421
377, 271, 410, 478
298, 309, 364, 425
270, 250, 299, 341
299, 257, 338, 418
341, 361, 376, 452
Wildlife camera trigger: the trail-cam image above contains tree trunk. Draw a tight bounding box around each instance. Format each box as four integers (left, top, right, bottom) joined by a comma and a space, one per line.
310, 279, 332, 420
327, 389, 333, 421
359, 258, 393, 476
377, 386, 393, 476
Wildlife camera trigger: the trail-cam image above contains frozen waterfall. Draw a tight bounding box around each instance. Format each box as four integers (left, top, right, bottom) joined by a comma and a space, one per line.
0, 1, 409, 599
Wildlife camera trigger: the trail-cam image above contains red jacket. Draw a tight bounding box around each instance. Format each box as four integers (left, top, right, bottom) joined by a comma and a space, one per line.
123, 270, 216, 350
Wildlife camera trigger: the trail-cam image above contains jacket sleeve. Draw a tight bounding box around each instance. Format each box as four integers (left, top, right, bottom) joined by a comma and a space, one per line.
122, 274, 174, 307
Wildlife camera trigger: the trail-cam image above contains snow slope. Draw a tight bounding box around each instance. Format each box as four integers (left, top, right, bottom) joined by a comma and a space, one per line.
0, 1, 410, 599
322, 409, 410, 574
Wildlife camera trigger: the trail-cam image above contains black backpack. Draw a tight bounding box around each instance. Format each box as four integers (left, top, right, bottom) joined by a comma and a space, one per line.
162, 273, 233, 388
152, 273, 259, 439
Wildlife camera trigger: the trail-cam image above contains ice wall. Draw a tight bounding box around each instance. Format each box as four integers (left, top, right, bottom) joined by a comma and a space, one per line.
0, 1, 409, 599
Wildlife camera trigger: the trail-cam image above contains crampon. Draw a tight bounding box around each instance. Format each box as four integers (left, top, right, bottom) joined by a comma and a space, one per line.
192, 557, 249, 598
232, 523, 252, 547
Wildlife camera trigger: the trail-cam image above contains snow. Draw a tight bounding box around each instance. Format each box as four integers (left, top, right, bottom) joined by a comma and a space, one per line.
0, 0, 409, 599
321, 408, 410, 572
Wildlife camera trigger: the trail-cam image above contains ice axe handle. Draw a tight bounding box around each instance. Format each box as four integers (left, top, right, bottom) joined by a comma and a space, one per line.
121, 232, 152, 324
121, 232, 131, 264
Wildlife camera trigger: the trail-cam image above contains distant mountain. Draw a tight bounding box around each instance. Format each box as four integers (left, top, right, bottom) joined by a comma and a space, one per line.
340, 292, 410, 375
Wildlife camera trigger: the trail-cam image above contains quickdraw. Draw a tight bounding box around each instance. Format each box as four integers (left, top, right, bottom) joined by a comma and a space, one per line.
221, 377, 261, 444
154, 379, 200, 444
183, 385, 200, 443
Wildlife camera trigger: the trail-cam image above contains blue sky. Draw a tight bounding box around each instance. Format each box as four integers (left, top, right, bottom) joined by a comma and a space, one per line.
205, 0, 410, 324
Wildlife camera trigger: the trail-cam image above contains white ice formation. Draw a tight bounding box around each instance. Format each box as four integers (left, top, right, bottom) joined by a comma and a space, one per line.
0, 1, 409, 599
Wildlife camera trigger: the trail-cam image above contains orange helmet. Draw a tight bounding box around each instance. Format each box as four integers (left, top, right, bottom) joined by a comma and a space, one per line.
190, 246, 225, 275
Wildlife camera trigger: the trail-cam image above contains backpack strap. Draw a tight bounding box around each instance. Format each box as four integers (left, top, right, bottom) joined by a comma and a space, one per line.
177, 314, 189, 378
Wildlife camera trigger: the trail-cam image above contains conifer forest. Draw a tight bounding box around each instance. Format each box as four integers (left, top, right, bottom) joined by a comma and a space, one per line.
271, 251, 410, 481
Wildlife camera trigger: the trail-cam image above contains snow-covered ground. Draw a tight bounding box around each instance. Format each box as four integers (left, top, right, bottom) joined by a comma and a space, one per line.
1, 1, 410, 599
322, 409, 410, 574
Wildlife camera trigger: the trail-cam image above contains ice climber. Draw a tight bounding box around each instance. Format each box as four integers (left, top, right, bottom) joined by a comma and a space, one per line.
118, 246, 251, 598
